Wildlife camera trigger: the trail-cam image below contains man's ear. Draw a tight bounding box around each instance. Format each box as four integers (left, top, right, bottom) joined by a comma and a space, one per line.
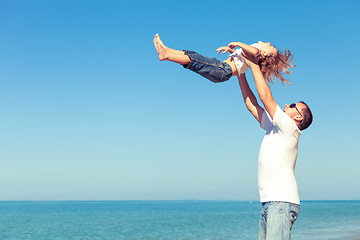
294, 115, 303, 123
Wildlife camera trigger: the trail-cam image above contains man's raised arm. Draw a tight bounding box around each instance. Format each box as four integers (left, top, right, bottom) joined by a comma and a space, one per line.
237, 74, 264, 124
244, 59, 277, 119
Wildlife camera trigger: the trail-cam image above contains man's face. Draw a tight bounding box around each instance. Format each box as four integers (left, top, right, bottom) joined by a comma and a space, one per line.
283, 102, 305, 119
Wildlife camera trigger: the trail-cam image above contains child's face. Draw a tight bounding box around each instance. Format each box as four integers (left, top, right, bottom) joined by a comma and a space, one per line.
258, 41, 278, 57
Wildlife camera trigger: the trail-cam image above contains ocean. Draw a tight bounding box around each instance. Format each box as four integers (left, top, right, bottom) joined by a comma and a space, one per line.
0, 201, 359, 239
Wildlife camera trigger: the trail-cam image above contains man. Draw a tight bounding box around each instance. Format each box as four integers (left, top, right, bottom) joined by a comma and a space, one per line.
237, 57, 313, 240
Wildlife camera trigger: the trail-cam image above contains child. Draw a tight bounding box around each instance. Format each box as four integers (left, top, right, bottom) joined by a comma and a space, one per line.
153, 34, 294, 84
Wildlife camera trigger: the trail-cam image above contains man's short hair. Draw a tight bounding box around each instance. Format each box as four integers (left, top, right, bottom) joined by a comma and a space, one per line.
298, 101, 313, 131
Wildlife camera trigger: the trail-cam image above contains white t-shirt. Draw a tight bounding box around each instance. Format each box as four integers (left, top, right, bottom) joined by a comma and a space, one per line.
258, 105, 301, 205
230, 43, 261, 75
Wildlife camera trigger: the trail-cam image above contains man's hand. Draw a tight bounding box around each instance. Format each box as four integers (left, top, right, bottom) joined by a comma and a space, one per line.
216, 46, 235, 54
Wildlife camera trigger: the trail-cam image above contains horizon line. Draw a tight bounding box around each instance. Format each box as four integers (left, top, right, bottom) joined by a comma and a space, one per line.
1, 199, 359, 202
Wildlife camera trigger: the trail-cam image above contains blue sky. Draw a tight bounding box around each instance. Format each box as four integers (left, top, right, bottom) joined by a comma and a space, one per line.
0, 0, 359, 200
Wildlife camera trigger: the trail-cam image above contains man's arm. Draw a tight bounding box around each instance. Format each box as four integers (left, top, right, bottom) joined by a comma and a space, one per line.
244, 58, 277, 119
228, 42, 259, 56
237, 74, 264, 124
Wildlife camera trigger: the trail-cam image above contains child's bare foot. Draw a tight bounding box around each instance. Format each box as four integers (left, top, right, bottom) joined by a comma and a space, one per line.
153, 34, 168, 61
155, 33, 166, 48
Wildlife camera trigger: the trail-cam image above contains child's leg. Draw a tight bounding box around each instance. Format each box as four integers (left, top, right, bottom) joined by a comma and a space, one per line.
183, 50, 233, 83
154, 34, 184, 55
153, 34, 233, 83
223, 58, 238, 77
153, 34, 190, 65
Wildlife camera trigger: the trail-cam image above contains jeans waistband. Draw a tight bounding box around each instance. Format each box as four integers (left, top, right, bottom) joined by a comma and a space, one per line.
261, 201, 300, 207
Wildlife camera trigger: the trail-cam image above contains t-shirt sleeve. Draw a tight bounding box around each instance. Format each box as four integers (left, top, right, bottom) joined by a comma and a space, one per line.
250, 43, 261, 57
231, 43, 261, 59
260, 109, 274, 131
272, 105, 301, 138
230, 49, 243, 59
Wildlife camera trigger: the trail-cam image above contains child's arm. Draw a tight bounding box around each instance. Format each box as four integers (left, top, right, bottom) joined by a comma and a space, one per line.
216, 46, 235, 55
228, 42, 259, 56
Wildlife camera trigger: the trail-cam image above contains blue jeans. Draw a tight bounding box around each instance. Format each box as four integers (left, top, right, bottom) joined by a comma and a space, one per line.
259, 202, 300, 240
183, 50, 233, 83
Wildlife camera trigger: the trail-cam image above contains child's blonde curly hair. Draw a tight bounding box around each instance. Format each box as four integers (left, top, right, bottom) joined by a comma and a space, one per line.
259, 49, 294, 85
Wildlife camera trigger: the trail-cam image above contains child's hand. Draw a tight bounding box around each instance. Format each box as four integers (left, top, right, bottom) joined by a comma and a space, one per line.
228, 42, 241, 49
216, 46, 234, 54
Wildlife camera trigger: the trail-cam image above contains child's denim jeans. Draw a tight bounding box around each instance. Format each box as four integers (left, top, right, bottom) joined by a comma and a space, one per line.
183, 50, 233, 83
259, 201, 300, 240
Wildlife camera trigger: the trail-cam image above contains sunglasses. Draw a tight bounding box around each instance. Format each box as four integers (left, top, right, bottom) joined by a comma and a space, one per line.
290, 103, 302, 117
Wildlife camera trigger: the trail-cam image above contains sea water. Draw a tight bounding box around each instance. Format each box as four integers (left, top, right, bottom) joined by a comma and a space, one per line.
0, 201, 359, 240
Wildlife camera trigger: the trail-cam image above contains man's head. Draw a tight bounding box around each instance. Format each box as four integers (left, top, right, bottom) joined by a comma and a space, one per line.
284, 101, 313, 131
